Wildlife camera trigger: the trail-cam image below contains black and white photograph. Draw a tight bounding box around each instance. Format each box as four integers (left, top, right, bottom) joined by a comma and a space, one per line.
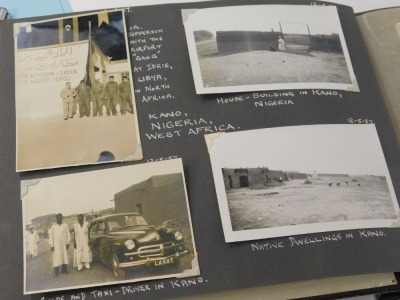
14, 10, 142, 171
206, 124, 399, 242
21, 159, 199, 294
182, 5, 358, 94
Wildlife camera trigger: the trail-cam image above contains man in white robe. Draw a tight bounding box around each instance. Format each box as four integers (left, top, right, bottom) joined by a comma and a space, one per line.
26, 226, 39, 258
49, 213, 70, 277
278, 36, 286, 51
73, 214, 92, 271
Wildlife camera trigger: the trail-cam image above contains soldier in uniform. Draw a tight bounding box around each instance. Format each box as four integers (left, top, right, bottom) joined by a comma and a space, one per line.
104, 75, 119, 116
92, 77, 105, 117
119, 76, 134, 115
59, 82, 76, 120
75, 80, 91, 117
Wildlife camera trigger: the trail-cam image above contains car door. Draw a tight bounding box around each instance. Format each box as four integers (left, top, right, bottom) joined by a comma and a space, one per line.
89, 221, 100, 259
90, 220, 108, 264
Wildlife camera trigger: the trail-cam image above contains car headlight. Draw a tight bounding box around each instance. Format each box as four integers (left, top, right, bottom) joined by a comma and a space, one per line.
174, 231, 183, 241
124, 239, 135, 250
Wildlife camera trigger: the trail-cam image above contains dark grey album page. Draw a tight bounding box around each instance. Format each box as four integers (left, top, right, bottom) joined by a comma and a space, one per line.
1, 0, 400, 299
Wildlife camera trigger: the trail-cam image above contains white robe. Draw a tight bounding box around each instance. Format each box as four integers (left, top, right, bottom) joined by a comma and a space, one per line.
49, 223, 70, 267
26, 230, 39, 257
278, 38, 286, 51
73, 221, 92, 266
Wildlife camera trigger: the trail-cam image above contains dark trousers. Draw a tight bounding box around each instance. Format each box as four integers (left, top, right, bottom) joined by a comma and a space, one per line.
79, 98, 90, 117
54, 264, 68, 277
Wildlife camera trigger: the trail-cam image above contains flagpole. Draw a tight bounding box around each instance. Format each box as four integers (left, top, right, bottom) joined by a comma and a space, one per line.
88, 21, 92, 47
86, 21, 92, 87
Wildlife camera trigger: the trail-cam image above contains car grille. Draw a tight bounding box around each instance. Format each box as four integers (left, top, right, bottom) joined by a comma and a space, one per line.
137, 241, 176, 258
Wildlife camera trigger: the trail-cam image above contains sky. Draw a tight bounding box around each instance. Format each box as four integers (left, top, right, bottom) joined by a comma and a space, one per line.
22, 159, 184, 223
209, 124, 390, 176
184, 5, 343, 36
16, 10, 127, 61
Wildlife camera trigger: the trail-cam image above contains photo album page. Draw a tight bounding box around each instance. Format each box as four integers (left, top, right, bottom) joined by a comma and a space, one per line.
1, 0, 400, 299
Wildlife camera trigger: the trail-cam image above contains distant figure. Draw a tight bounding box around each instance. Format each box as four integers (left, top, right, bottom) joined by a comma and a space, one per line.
328, 183, 333, 187
358, 183, 361, 187
336, 182, 341, 187
278, 36, 286, 51
26, 226, 39, 258
49, 213, 70, 277
345, 181, 349, 186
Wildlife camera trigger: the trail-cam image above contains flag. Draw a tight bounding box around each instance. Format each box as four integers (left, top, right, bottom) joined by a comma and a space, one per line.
84, 42, 107, 87
59, 18, 78, 44
84, 22, 109, 87
92, 42, 108, 74
83, 23, 94, 88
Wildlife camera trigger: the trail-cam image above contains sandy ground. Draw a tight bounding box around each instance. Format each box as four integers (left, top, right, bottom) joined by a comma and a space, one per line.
25, 232, 195, 293
196, 40, 352, 87
17, 112, 141, 171
226, 177, 396, 231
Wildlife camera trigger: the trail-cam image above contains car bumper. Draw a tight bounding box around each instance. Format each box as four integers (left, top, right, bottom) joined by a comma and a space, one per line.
118, 250, 188, 268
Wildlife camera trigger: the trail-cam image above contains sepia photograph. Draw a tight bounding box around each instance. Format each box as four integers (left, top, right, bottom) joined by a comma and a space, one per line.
21, 159, 199, 294
206, 124, 399, 242
182, 5, 359, 94
14, 10, 142, 171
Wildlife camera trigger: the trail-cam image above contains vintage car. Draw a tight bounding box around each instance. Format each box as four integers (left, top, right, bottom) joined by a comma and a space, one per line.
88, 213, 189, 279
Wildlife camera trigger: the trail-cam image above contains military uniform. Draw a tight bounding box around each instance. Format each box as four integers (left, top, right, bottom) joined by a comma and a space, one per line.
119, 81, 133, 115
105, 80, 119, 116
92, 80, 105, 116
75, 84, 91, 117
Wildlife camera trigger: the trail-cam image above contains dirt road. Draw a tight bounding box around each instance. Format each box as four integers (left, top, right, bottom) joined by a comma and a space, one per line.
227, 177, 396, 231
17, 113, 140, 171
196, 39, 352, 87
25, 237, 195, 293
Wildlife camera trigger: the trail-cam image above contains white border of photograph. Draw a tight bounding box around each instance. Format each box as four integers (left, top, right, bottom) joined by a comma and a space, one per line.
21, 158, 199, 294
182, 5, 359, 94
206, 124, 400, 243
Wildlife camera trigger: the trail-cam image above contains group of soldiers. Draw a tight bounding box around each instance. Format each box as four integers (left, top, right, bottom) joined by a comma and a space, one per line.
60, 75, 134, 120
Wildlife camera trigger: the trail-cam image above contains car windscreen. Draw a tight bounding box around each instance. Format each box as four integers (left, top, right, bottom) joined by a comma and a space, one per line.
107, 215, 148, 231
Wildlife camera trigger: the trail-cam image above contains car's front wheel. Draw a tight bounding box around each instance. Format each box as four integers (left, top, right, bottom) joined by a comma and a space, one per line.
111, 253, 126, 280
